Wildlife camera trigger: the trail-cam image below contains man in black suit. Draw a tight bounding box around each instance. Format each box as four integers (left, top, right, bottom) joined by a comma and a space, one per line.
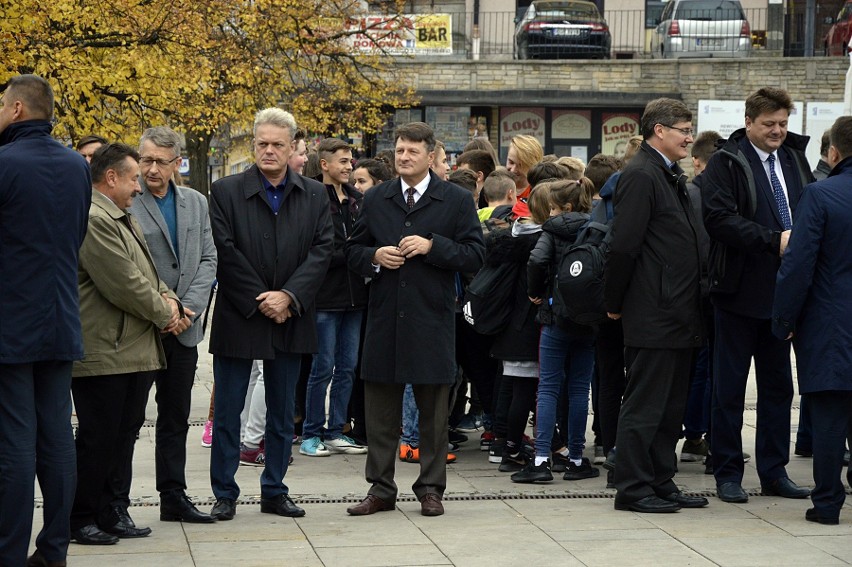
207, 108, 333, 521
345, 122, 484, 517
603, 98, 707, 514
701, 88, 814, 504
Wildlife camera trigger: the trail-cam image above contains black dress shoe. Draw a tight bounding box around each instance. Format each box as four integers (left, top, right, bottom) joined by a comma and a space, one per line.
161, 491, 216, 523
26, 549, 67, 566
71, 525, 119, 545
717, 482, 749, 503
805, 507, 840, 525
100, 521, 152, 538
761, 477, 811, 499
260, 494, 305, 517
614, 495, 680, 513
211, 497, 236, 521
660, 491, 709, 508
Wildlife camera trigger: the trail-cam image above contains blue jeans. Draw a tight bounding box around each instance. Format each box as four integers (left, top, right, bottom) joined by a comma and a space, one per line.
535, 325, 595, 460
0, 361, 75, 566
211, 354, 300, 500
303, 310, 363, 439
401, 384, 420, 446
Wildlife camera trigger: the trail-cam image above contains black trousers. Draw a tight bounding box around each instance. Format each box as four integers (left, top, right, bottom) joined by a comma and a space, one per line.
71, 371, 153, 530
806, 390, 852, 518
614, 347, 694, 503
135, 336, 198, 496
364, 381, 449, 502
594, 319, 626, 455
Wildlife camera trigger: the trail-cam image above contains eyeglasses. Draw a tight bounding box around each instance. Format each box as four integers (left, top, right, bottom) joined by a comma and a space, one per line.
139, 156, 180, 168
660, 124, 695, 138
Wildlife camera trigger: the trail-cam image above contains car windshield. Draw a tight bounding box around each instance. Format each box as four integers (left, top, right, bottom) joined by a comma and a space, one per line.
675, 0, 744, 20
533, 3, 600, 19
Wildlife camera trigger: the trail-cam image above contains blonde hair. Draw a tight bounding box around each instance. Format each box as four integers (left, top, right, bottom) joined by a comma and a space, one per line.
510, 135, 544, 174
548, 178, 594, 214
623, 136, 643, 164
528, 182, 554, 225
555, 156, 585, 180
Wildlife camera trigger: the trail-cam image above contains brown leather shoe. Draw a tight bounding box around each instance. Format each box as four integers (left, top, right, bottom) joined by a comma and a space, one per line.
346, 495, 394, 516
419, 493, 444, 517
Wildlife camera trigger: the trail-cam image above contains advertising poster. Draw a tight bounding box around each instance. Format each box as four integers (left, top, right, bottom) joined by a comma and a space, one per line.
804, 102, 844, 171
698, 100, 804, 139
342, 14, 452, 55
552, 110, 592, 139
499, 107, 546, 157
426, 106, 470, 153
601, 113, 640, 158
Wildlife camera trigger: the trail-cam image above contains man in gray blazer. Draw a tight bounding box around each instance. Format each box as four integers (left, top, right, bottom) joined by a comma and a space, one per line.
128, 126, 217, 523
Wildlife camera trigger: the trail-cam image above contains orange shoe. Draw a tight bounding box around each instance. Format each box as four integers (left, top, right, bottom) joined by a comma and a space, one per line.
399, 443, 417, 462
399, 444, 455, 463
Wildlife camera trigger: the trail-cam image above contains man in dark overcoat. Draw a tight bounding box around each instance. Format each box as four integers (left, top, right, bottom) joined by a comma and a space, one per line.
345, 122, 485, 517
701, 88, 814, 504
603, 98, 707, 513
208, 108, 333, 521
773, 115, 852, 525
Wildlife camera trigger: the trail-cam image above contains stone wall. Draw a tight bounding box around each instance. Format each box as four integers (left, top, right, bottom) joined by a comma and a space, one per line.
394, 57, 847, 124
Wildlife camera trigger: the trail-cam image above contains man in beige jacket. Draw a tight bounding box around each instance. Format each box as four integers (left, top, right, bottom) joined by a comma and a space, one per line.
70, 143, 190, 546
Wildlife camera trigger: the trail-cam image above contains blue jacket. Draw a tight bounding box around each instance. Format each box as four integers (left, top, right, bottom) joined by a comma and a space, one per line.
773, 157, 852, 393
0, 121, 91, 363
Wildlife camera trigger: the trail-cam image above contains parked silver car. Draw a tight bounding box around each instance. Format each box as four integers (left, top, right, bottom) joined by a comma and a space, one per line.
651, 0, 751, 58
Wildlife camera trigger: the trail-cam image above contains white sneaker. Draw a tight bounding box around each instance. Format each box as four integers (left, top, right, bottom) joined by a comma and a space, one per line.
324, 435, 368, 455
299, 436, 331, 457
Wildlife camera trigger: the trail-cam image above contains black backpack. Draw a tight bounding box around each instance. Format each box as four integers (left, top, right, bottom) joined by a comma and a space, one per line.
462, 261, 521, 335
555, 202, 613, 325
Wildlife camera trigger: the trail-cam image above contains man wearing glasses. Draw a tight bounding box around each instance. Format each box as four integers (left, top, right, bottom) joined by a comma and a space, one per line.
701, 88, 814, 504
127, 126, 217, 524
604, 98, 707, 513
207, 108, 332, 521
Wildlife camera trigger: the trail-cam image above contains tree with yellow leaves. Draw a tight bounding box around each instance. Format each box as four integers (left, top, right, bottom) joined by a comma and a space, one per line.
0, 0, 417, 194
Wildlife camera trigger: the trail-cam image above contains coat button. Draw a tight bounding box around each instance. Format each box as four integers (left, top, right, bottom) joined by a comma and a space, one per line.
399, 311, 405, 318
400, 281, 406, 287
405, 221, 412, 227
263, 233, 270, 239
172, 263, 178, 269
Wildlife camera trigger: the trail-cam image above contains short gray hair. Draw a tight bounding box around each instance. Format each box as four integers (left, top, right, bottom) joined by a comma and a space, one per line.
254, 108, 297, 138
139, 126, 182, 157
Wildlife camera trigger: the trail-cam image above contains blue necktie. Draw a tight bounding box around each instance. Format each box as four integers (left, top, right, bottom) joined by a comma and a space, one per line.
767, 154, 792, 230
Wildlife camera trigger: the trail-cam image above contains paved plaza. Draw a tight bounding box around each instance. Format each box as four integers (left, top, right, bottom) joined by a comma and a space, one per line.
36, 346, 852, 566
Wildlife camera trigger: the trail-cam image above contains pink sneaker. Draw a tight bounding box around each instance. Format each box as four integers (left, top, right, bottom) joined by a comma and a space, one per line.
201, 420, 213, 448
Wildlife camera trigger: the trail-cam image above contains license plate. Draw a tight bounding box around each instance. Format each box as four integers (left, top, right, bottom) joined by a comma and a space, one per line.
696, 38, 723, 47
554, 28, 582, 36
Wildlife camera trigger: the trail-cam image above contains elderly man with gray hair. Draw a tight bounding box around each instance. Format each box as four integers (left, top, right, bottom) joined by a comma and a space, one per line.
208, 108, 333, 521
125, 126, 217, 524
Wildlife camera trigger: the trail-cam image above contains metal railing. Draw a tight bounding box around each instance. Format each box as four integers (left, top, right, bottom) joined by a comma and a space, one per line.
394, 9, 835, 59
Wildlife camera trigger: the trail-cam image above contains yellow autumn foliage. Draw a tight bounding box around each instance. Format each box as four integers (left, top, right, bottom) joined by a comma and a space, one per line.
0, 0, 417, 192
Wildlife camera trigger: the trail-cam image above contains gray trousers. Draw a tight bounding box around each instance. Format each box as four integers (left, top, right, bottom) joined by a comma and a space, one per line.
364, 382, 450, 502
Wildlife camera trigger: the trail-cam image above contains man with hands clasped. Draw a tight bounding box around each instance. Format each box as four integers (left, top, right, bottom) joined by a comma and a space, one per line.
345, 122, 484, 518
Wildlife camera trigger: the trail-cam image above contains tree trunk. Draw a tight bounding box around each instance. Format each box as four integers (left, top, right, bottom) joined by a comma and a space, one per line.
186, 131, 211, 197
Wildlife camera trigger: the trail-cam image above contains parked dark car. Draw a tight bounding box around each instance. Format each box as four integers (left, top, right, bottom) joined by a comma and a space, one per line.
515, 0, 612, 60
825, 0, 852, 56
